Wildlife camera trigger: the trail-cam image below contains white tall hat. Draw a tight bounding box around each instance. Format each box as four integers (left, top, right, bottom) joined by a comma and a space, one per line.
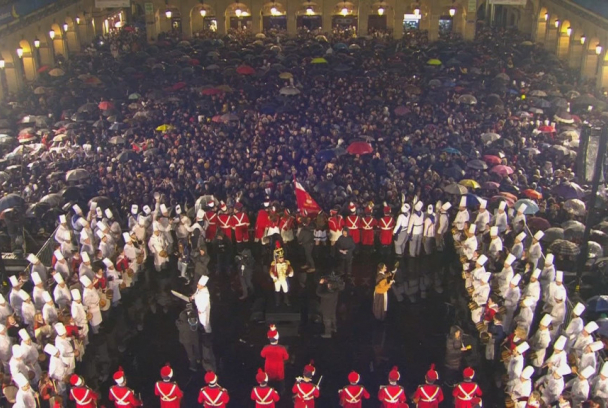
427, 205, 434, 214
481, 272, 492, 283
442, 202, 452, 211
459, 197, 467, 207
557, 365, 572, 376
105, 209, 113, 219
123, 232, 132, 243
81, 230, 89, 240
71, 289, 81, 300
517, 204, 527, 213
96, 230, 105, 239
72, 204, 83, 215
42, 291, 52, 303
53, 274, 64, 284
477, 255, 488, 266
198, 275, 209, 286
505, 254, 516, 265
554, 335, 567, 350
18, 290, 30, 301
153, 221, 160, 231
131, 205, 138, 215
414, 201, 423, 211
81, 252, 90, 263
95, 207, 103, 216
54, 323, 67, 336
490, 226, 498, 236
521, 366, 534, 379
54, 250, 64, 261
14, 373, 28, 388
175, 205, 182, 215
196, 209, 205, 221
584, 321, 599, 334
78, 218, 88, 227
44, 343, 58, 356
102, 258, 114, 268
516, 341, 530, 354
534, 231, 544, 240
80, 276, 92, 287
143, 205, 151, 215
31, 272, 42, 285
59, 214, 66, 224
469, 224, 476, 234
18, 329, 30, 341
160, 204, 168, 214
26, 254, 39, 264
515, 232, 526, 241
12, 344, 23, 358
545, 253, 554, 265
97, 222, 108, 231
555, 271, 563, 282
601, 361, 608, 377
580, 366, 595, 379
572, 302, 585, 316
498, 201, 507, 210
532, 268, 541, 278
511, 274, 522, 285
589, 341, 604, 352
0, 294, 5, 303
540, 314, 553, 327
8, 275, 19, 287
479, 199, 487, 209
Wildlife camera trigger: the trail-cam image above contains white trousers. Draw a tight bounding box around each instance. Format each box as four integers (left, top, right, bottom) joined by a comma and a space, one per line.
274, 279, 289, 293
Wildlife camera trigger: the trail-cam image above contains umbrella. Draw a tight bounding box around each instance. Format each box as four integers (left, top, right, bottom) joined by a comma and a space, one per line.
554, 111, 574, 124
564, 223, 585, 241
88, 196, 113, 210
557, 130, 579, 141
156, 124, 173, 132
542, 228, 565, 242
116, 150, 140, 163
553, 182, 584, 199
530, 90, 547, 97
549, 239, 580, 256
490, 165, 514, 177
236, 66, 255, 75
549, 145, 570, 157
279, 87, 300, 96
538, 125, 555, 133
467, 159, 488, 170
38, 193, 63, 207
34, 87, 46, 95
311, 58, 328, 64
443, 183, 468, 195
220, 113, 239, 123
143, 148, 159, 157
459, 179, 480, 189
442, 147, 461, 155
65, 169, 89, 182
523, 147, 541, 155
279, 72, 293, 79
61, 186, 84, 202
563, 199, 586, 216
426, 59, 442, 66
48, 68, 65, 77
346, 141, 373, 155
491, 195, 515, 208
0, 194, 25, 212
483, 155, 502, 165
587, 295, 608, 313
588, 241, 603, 258
464, 193, 482, 207
443, 165, 465, 180
458, 95, 477, 105
128, 93, 141, 100
52, 134, 68, 142
171, 82, 187, 91
394, 106, 410, 116
514, 199, 539, 214
481, 133, 501, 144
109, 136, 126, 145
482, 181, 500, 190
527, 217, 551, 231
522, 189, 542, 200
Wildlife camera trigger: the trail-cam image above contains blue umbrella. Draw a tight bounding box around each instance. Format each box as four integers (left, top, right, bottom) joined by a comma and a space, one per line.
442, 147, 461, 155
586, 295, 608, 312
333, 43, 348, 50
465, 193, 482, 207
260, 104, 276, 115
515, 199, 539, 215
553, 182, 584, 199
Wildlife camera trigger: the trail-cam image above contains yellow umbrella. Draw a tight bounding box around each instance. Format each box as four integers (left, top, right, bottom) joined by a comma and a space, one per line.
48, 68, 65, 77
459, 179, 480, 189
217, 85, 234, 93
311, 57, 328, 64
156, 124, 173, 132
427, 59, 442, 66
279, 72, 293, 79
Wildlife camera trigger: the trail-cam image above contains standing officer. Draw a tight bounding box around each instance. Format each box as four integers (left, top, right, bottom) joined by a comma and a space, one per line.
316, 274, 345, 338
293, 362, 320, 408
338, 371, 370, 408
378, 366, 407, 407
251, 369, 280, 408
345, 203, 361, 247
198, 371, 229, 408
261, 325, 289, 393
412, 364, 443, 408
378, 203, 395, 259
155, 364, 183, 407
109, 367, 143, 408
69, 374, 99, 408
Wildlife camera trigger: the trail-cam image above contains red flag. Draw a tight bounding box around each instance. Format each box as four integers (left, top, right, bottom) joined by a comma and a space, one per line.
294, 178, 322, 216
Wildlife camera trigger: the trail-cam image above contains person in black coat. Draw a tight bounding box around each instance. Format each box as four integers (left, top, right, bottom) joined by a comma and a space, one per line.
335, 228, 355, 276
236, 249, 254, 300
297, 219, 315, 272
316, 274, 345, 338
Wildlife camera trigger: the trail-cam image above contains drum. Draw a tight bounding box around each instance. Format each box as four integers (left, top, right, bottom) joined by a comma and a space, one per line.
501, 349, 511, 362
159, 250, 168, 258
105, 290, 114, 301
468, 301, 479, 310
119, 282, 127, 290
38, 353, 47, 362
136, 253, 145, 264
475, 322, 488, 332
87, 312, 93, 321
498, 306, 507, 315
505, 396, 515, 408
567, 352, 577, 365
467, 286, 474, 295
480, 331, 491, 344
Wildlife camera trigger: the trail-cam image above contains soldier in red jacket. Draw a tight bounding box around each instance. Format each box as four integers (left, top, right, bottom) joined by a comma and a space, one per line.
345, 202, 361, 245
232, 202, 250, 250
361, 204, 377, 253
255, 197, 271, 243
339, 371, 370, 408
205, 201, 218, 242
155, 364, 183, 408
328, 207, 345, 247
452, 367, 482, 408
251, 369, 280, 408
217, 202, 234, 241
292, 362, 320, 408
198, 371, 230, 408
108, 367, 142, 408
412, 364, 444, 408
69, 375, 98, 408
378, 366, 408, 408
379, 204, 395, 258
260, 325, 289, 392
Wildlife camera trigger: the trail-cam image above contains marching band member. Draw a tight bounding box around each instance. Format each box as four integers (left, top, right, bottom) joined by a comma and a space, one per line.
494, 201, 508, 234
591, 361, 608, 399
361, 204, 377, 252
79, 252, 94, 281
54, 322, 76, 374
27, 254, 48, 285
507, 342, 529, 383
31, 272, 45, 310
345, 202, 361, 246
217, 202, 234, 241
44, 343, 68, 396
512, 205, 527, 234
71, 289, 89, 341
564, 302, 585, 348
564, 366, 594, 407
109, 367, 143, 407
474, 199, 490, 234
199, 371, 229, 408
55, 214, 74, 255
453, 367, 482, 408
234, 203, 251, 249
423, 204, 436, 255
261, 326, 289, 390
103, 259, 122, 307
269, 243, 294, 307
19, 330, 41, 382
435, 202, 451, 251
522, 269, 541, 311
503, 274, 522, 331
540, 254, 555, 301
81, 276, 102, 334
511, 232, 526, 260
105, 209, 122, 243
70, 374, 99, 408
393, 202, 410, 256
378, 366, 406, 407
454, 197, 469, 232
293, 362, 320, 408
13, 373, 36, 408
53, 273, 71, 309
155, 364, 183, 408
526, 231, 544, 270
462, 224, 478, 260
471, 272, 491, 323
53, 249, 70, 281
408, 200, 424, 257
529, 315, 553, 369
128, 205, 139, 230
149, 222, 169, 272
488, 226, 503, 260
412, 364, 443, 408
328, 207, 345, 248
41, 291, 58, 326
339, 371, 370, 408
9, 276, 23, 319
508, 366, 534, 408
578, 341, 603, 374
542, 335, 568, 375
251, 369, 280, 408
570, 322, 599, 359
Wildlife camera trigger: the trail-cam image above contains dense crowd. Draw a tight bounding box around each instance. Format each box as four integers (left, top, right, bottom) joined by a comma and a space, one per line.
0, 19, 606, 408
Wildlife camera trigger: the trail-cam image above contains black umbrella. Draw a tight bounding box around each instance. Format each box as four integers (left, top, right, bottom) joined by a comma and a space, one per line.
116, 150, 140, 163
61, 186, 84, 202
38, 193, 63, 207
0, 194, 25, 212
88, 196, 113, 210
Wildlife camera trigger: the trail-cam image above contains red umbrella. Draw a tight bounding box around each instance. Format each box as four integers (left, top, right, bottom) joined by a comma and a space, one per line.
522, 189, 542, 200
202, 88, 223, 96
237, 65, 255, 75
189, 59, 200, 66
499, 192, 518, 201
527, 217, 551, 231
123, 26, 135, 32
347, 141, 373, 155
490, 165, 514, 176
482, 181, 500, 190
98, 101, 114, 110
171, 82, 187, 91
37, 65, 50, 73
18, 128, 35, 137
394, 106, 410, 116
490, 195, 515, 207
211, 115, 222, 123
483, 155, 501, 165
538, 125, 555, 133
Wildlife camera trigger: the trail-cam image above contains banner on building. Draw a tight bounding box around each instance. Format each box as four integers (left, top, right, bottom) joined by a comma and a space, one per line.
95, 0, 131, 8
489, 0, 527, 5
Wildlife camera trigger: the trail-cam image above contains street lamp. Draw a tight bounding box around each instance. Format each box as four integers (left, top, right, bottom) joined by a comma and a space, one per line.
34, 38, 40, 48
0, 59, 5, 69
63, 23, 68, 32
554, 19, 559, 29
16, 47, 23, 58
165, 9, 172, 19
414, 7, 420, 16
235, 7, 242, 17
581, 35, 586, 45
378, 7, 384, 16
596, 44, 602, 55
270, 2, 278, 16
49, 30, 56, 40
544, 13, 548, 22
75, 16, 81, 25
566, 27, 571, 37
449, 7, 456, 17
200, 8, 207, 17
306, 6, 314, 15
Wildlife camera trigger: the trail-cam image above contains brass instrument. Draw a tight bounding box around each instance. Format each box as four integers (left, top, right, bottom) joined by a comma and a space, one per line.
159, 250, 168, 258
505, 396, 515, 408
528, 351, 537, 361
475, 322, 488, 332
498, 306, 507, 315
468, 301, 479, 310
480, 331, 491, 344
501, 348, 512, 362
86, 312, 93, 321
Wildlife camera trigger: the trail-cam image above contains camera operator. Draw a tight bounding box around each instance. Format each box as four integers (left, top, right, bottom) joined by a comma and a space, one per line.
316, 273, 345, 338
175, 304, 200, 372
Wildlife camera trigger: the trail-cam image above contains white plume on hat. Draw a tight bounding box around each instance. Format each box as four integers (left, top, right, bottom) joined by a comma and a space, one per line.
18, 290, 30, 301
72, 204, 82, 215
59, 214, 66, 224
105, 209, 113, 219
601, 361, 608, 377
42, 291, 52, 303
517, 204, 527, 213
102, 258, 114, 268
81, 229, 89, 240
123, 232, 132, 243
580, 366, 595, 379
26, 254, 38, 264
532, 268, 541, 278
53, 274, 64, 284
54, 323, 67, 336
143, 205, 151, 215
557, 365, 571, 376
18, 329, 30, 341
97, 222, 108, 231
196, 209, 205, 221
8, 275, 19, 287
521, 366, 534, 379
160, 204, 168, 214
481, 272, 492, 283
442, 202, 452, 211
589, 341, 604, 352
44, 343, 58, 356
14, 373, 28, 388
414, 201, 423, 211
479, 199, 487, 209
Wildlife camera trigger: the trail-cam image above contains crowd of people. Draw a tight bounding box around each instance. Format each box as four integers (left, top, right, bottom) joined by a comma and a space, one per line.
0, 13, 606, 408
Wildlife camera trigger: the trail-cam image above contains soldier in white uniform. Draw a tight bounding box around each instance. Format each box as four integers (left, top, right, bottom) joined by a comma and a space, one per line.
149, 222, 169, 272
522, 268, 541, 311
79, 252, 95, 281
19, 330, 41, 382
488, 226, 503, 260
9, 344, 32, 381
565, 366, 593, 408
493, 201, 508, 234
511, 232, 526, 260
565, 302, 585, 348
474, 199, 490, 234
13, 372, 36, 408
462, 224, 478, 260
44, 343, 69, 397
19, 291, 35, 328
507, 365, 534, 408
103, 259, 122, 307
55, 214, 74, 255
591, 361, 608, 399
512, 204, 527, 234
54, 323, 75, 374
192, 275, 212, 333
540, 254, 556, 302
570, 322, 599, 359
53, 273, 71, 310
53, 250, 70, 281
42, 291, 59, 326
393, 203, 410, 256
529, 314, 553, 368
471, 272, 491, 323
0, 324, 12, 372
453, 196, 469, 232
81, 276, 102, 334
31, 272, 46, 310
536, 364, 570, 406
503, 274, 521, 331
470, 255, 488, 290
435, 202, 451, 251
407, 201, 424, 257
422, 204, 436, 255
526, 231, 544, 270
70, 289, 89, 342
27, 254, 48, 285
0, 294, 13, 323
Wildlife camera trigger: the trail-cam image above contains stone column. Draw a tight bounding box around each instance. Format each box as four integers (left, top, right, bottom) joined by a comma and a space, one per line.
287, 0, 297, 35
392, 0, 404, 40
358, 0, 368, 36
568, 41, 584, 70
322, 0, 333, 33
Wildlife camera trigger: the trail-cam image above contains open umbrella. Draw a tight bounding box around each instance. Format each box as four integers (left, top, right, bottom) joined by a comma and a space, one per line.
563, 199, 586, 216
117, 150, 140, 163
48, 68, 65, 77
564, 223, 585, 241
467, 159, 488, 170
482, 181, 500, 190
442, 147, 461, 155
542, 227, 565, 242
527, 217, 551, 231
426, 59, 442, 66
346, 141, 373, 155
237, 65, 255, 75
128, 93, 141, 100
515, 199, 539, 214
587, 295, 608, 312
549, 239, 580, 256
443, 183, 468, 195
523, 147, 541, 155
458, 95, 477, 105
279, 87, 300, 96
483, 155, 502, 165
65, 168, 89, 182
0, 194, 25, 212
522, 189, 542, 200
490, 165, 514, 177
109, 136, 126, 145
394, 106, 410, 116
38, 193, 63, 207
553, 182, 584, 199
459, 179, 480, 189
311, 57, 328, 64
88, 196, 113, 210
443, 165, 465, 180
481, 132, 501, 144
